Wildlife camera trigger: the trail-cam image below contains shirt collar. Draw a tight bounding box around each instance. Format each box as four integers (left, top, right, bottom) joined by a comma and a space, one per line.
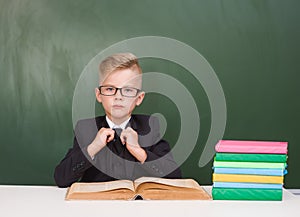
105, 116, 131, 130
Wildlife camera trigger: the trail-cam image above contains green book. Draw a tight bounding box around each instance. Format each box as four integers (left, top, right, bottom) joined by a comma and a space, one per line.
212, 188, 282, 200
215, 153, 287, 163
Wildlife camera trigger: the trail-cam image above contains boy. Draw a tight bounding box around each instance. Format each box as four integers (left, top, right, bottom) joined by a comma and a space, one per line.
54, 53, 181, 187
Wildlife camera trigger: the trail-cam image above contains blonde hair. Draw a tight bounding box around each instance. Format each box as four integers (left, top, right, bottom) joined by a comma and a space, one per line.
99, 53, 142, 83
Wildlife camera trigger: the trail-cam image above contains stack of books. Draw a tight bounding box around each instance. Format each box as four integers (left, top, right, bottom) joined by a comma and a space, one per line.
212, 140, 288, 200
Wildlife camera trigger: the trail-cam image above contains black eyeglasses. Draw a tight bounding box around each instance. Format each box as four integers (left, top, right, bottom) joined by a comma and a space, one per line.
98, 86, 141, 97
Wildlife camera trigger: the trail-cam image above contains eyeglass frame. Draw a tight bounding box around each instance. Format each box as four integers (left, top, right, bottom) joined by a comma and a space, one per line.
98, 85, 142, 97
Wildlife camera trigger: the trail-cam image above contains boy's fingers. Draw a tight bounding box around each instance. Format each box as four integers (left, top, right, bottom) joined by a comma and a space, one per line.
106, 134, 114, 142
120, 132, 127, 145
124, 127, 134, 133
106, 129, 115, 142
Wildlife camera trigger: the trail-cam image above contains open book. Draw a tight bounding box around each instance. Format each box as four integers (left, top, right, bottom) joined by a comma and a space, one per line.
65, 177, 211, 200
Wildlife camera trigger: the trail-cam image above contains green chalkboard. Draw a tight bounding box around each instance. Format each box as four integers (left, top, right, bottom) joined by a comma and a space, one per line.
0, 0, 299, 188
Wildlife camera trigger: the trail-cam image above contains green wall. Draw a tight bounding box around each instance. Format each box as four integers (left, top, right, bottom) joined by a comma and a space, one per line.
0, 0, 299, 188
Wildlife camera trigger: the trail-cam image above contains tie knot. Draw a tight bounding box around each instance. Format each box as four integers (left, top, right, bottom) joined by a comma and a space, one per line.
113, 128, 122, 137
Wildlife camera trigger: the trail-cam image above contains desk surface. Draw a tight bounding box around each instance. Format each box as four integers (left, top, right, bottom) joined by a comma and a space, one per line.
1, 185, 299, 217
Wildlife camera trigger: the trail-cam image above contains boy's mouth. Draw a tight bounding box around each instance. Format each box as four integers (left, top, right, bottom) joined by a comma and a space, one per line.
112, 104, 125, 109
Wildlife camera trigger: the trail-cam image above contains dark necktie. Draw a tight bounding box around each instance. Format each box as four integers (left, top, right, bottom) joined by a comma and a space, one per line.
112, 128, 124, 155
114, 128, 122, 137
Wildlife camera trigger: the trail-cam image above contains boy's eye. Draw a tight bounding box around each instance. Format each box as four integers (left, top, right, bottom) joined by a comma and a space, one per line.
123, 88, 134, 93
105, 87, 115, 92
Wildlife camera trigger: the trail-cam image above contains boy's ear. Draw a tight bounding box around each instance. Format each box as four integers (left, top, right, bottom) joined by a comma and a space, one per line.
135, 91, 145, 106
95, 87, 102, 103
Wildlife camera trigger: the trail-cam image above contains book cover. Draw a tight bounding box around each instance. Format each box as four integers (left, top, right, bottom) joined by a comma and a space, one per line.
213, 167, 287, 176
215, 153, 287, 163
213, 174, 283, 184
215, 140, 288, 154
213, 161, 287, 169
212, 188, 282, 200
213, 182, 283, 189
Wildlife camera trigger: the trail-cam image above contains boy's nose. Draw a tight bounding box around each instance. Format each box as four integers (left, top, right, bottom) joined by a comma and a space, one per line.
114, 89, 123, 98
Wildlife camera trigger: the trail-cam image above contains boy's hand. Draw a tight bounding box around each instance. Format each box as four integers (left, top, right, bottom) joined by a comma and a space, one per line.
87, 128, 115, 159
120, 127, 147, 163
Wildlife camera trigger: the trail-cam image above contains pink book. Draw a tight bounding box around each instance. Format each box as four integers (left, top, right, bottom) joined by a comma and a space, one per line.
215, 140, 288, 154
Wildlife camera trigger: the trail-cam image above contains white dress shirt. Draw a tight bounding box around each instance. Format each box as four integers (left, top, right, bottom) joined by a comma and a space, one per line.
105, 116, 131, 130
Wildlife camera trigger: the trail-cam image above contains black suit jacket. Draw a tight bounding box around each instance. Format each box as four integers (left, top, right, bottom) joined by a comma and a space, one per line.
54, 115, 182, 187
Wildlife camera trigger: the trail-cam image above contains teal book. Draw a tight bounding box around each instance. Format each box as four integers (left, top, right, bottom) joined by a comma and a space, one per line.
215, 153, 287, 163
212, 188, 282, 201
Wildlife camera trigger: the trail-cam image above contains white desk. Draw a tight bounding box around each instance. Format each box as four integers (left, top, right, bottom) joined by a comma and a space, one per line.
1, 185, 299, 217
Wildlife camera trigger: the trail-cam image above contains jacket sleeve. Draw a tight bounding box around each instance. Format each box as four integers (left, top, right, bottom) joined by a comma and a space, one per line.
142, 140, 182, 178
54, 122, 94, 188
138, 117, 182, 178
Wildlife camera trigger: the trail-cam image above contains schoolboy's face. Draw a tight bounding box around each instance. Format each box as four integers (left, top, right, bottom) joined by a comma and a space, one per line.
95, 68, 145, 125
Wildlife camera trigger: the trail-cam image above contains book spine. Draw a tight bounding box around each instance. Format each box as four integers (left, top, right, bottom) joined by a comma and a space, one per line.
212, 174, 284, 184
215, 140, 288, 154
213, 168, 286, 176
215, 153, 287, 162
213, 161, 286, 169
212, 188, 282, 200
213, 182, 283, 189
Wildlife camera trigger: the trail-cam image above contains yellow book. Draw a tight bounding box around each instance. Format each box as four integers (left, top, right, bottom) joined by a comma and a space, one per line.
65, 177, 212, 200
213, 174, 283, 184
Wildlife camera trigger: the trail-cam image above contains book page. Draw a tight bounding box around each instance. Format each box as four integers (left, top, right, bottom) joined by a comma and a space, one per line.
134, 177, 201, 190
69, 180, 135, 194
